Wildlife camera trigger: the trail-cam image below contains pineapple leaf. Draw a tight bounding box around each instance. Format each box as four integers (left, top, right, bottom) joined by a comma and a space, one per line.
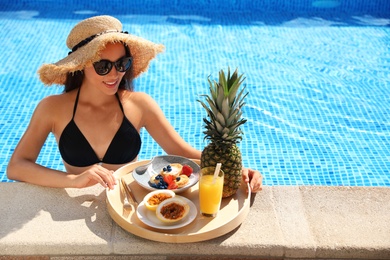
198, 99, 216, 122
216, 112, 226, 127
208, 77, 218, 101
219, 70, 228, 95
215, 120, 224, 133
199, 68, 249, 146
235, 86, 248, 106
204, 96, 219, 116
216, 83, 225, 109
228, 75, 245, 106
222, 127, 230, 135
226, 109, 239, 125
221, 97, 230, 119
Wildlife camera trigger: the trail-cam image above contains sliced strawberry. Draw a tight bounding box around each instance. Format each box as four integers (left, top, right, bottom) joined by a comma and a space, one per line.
163, 175, 174, 185
182, 165, 193, 177
168, 182, 178, 190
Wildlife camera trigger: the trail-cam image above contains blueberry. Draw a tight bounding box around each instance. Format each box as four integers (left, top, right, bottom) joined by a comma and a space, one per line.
163, 167, 167, 172
176, 177, 181, 181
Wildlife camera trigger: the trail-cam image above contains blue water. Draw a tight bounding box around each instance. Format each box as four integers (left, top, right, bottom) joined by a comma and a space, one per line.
0, 0, 389, 186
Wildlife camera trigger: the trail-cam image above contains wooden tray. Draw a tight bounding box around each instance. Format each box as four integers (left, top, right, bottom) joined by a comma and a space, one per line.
106, 159, 251, 243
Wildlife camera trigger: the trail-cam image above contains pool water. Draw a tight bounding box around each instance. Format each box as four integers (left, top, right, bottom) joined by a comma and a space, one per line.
0, 0, 389, 186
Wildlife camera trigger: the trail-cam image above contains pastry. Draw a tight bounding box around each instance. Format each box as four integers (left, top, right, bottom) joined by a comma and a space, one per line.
143, 190, 175, 211
160, 163, 183, 178
156, 197, 190, 223
174, 174, 189, 188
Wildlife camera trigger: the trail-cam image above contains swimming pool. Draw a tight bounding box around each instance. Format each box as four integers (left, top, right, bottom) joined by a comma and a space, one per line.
0, 0, 389, 186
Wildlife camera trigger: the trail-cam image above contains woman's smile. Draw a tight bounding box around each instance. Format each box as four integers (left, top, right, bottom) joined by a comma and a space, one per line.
103, 79, 120, 88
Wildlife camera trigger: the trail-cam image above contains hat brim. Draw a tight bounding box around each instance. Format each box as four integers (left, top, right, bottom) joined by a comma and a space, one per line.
38, 32, 165, 86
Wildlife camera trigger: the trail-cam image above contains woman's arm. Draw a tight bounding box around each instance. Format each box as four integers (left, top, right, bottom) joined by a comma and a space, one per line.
7, 97, 72, 186
7, 97, 116, 189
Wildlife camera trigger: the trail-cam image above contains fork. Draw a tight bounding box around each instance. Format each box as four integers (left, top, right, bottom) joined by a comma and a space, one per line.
120, 178, 133, 217
121, 178, 138, 208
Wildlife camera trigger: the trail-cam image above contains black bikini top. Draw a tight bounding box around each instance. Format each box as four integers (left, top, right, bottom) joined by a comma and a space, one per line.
58, 89, 141, 167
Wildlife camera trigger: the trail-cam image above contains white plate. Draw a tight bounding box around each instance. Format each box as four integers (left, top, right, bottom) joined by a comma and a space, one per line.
132, 155, 200, 193
136, 196, 197, 230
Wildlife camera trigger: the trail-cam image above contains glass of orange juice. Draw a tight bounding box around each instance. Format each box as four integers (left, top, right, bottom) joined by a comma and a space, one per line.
199, 166, 224, 217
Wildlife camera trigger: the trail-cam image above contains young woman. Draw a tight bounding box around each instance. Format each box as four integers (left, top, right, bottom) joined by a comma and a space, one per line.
7, 15, 262, 192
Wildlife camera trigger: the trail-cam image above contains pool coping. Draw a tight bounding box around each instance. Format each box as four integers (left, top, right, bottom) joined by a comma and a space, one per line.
0, 183, 389, 259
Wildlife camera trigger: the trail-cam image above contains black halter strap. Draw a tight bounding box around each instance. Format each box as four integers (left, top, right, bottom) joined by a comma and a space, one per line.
72, 88, 124, 119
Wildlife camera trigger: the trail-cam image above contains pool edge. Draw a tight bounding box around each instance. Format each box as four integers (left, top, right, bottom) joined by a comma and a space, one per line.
0, 183, 389, 259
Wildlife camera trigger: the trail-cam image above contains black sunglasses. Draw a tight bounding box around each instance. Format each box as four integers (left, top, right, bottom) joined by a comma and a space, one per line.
93, 56, 133, 76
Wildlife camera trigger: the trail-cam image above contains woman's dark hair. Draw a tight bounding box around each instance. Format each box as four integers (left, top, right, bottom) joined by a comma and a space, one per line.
63, 43, 134, 93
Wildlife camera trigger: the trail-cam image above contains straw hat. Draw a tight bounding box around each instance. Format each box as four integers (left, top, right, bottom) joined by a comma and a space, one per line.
38, 15, 165, 85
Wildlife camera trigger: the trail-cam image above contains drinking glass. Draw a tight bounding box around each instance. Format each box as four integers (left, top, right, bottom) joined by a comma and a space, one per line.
199, 166, 224, 217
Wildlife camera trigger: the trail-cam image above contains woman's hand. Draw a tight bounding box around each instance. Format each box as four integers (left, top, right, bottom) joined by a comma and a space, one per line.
71, 164, 117, 189
242, 168, 263, 193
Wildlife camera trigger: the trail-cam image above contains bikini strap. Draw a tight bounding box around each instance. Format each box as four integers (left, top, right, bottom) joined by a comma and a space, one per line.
115, 92, 125, 113
72, 87, 81, 119
73, 90, 123, 118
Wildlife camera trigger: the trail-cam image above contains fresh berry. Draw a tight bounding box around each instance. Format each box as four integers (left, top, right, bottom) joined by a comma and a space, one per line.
168, 182, 178, 190
182, 165, 193, 177
163, 175, 175, 185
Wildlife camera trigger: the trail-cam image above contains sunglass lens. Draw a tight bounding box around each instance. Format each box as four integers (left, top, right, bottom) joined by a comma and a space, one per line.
93, 60, 112, 75
115, 57, 132, 72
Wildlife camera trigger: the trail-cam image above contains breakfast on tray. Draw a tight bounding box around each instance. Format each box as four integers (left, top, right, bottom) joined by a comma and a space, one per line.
107, 67, 251, 240
149, 163, 193, 190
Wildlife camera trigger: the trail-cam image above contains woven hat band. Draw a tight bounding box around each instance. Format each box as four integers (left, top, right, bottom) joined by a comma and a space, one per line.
68, 30, 129, 55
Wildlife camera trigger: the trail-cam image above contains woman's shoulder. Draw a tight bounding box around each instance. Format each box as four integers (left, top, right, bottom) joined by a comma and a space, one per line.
39, 92, 70, 105
119, 90, 155, 106
36, 91, 76, 116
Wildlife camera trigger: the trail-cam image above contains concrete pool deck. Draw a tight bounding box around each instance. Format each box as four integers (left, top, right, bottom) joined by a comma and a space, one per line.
0, 183, 389, 259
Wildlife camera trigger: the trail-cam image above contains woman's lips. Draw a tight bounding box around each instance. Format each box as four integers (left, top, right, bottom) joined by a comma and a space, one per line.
104, 79, 119, 88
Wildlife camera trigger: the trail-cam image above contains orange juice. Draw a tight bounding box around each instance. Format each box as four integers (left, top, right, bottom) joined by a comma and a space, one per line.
199, 167, 224, 217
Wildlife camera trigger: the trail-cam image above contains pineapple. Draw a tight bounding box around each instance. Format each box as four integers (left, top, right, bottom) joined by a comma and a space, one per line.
198, 68, 248, 197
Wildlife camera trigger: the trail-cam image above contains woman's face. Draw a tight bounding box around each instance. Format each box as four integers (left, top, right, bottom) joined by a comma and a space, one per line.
84, 42, 128, 95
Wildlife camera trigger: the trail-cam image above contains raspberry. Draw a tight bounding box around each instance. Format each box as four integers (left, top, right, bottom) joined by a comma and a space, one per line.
182, 165, 193, 177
